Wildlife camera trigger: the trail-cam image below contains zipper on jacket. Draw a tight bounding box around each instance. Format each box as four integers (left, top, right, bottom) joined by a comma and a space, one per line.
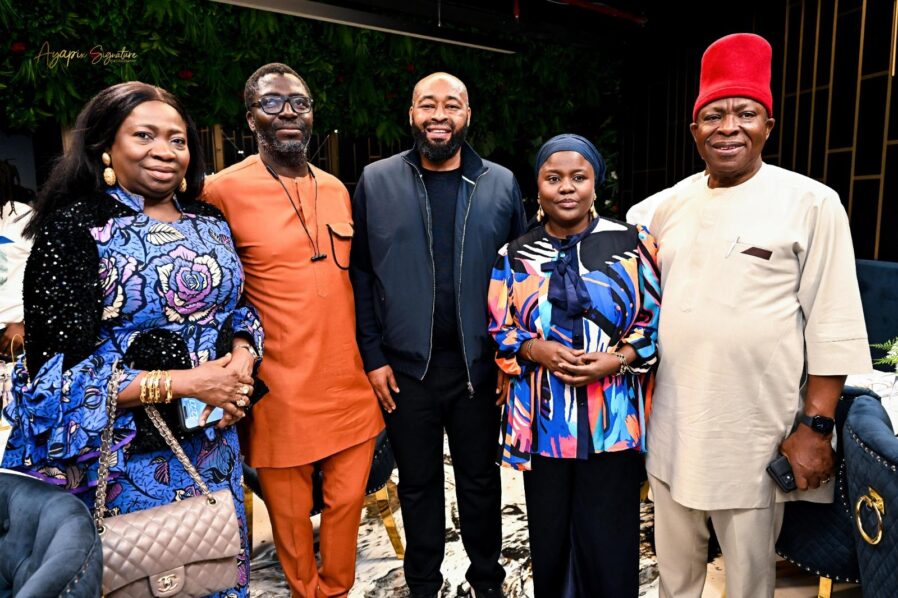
405, 158, 437, 381
457, 170, 487, 396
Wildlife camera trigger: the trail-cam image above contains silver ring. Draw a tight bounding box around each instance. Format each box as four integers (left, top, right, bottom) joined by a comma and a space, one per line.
822, 477, 832, 485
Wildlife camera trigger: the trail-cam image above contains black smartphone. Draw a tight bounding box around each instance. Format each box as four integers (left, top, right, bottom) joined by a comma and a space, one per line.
766, 454, 797, 492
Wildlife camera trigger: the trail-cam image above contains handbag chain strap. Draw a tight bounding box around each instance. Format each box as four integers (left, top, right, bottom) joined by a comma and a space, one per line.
94, 361, 215, 533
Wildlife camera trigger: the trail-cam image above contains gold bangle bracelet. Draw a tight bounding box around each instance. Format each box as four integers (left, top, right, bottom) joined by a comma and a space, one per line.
154, 370, 161, 404
154, 370, 163, 404
147, 370, 155, 404
146, 370, 157, 404
139, 373, 149, 404
164, 370, 173, 404
151, 370, 162, 404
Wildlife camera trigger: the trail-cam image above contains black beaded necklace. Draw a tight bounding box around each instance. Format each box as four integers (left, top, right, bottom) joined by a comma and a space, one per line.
263, 161, 327, 262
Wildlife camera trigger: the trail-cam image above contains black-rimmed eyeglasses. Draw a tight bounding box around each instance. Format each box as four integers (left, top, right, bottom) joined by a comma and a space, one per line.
250, 95, 314, 115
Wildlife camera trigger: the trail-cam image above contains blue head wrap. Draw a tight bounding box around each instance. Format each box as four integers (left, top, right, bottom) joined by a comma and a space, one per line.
534, 134, 606, 187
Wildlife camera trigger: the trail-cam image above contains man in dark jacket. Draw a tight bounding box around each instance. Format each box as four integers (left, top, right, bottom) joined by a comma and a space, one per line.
350, 72, 526, 597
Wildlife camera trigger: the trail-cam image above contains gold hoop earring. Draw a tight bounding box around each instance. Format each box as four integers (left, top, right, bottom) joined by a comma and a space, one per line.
179, 178, 187, 193
101, 152, 116, 187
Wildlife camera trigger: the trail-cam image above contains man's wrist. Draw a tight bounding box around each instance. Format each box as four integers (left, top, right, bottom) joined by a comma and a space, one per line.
798, 413, 835, 436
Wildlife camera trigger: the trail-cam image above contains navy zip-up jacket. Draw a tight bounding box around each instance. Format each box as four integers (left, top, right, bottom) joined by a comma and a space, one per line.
350, 143, 527, 389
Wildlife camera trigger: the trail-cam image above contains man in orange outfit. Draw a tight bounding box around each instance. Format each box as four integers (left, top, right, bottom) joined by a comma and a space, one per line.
204, 63, 384, 597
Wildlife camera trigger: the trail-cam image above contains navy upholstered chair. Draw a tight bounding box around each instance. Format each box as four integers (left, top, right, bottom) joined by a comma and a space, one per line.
844, 395, 898, 597
0, 471, 103, 597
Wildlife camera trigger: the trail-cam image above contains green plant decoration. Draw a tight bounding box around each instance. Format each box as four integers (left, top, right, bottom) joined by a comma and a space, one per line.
0, 0, 624, 205
872, 337, 898, 371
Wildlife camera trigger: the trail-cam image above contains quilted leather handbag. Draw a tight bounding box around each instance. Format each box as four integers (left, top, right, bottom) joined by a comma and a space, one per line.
774, 386, 878, 583
844, 394, 898, 597
94, 364, 240, 597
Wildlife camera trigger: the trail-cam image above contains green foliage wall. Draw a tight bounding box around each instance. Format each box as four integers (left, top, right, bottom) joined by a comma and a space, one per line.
1, 0, 623, 197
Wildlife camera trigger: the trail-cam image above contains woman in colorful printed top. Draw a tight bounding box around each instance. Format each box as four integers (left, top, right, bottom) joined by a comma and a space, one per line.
488, 134, 661, 597
1, 82, 263, 597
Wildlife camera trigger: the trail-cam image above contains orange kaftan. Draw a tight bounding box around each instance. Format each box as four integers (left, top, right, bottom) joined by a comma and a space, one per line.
204, 155, 383, 467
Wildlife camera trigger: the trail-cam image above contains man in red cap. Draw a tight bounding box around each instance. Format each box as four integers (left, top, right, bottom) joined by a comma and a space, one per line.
642, 33, 871, 597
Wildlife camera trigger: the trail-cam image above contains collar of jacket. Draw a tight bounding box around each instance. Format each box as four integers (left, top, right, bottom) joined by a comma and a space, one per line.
401, 142, 488, 180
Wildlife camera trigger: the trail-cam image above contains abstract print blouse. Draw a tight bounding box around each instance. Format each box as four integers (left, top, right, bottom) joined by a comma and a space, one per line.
488, 218, 661, 470
1, 186, 263, 490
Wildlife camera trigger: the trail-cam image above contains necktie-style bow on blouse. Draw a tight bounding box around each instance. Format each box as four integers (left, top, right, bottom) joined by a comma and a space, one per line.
540, 218, 599, 343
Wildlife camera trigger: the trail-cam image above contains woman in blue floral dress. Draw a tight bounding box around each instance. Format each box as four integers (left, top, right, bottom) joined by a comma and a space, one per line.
1, 82, 263, 597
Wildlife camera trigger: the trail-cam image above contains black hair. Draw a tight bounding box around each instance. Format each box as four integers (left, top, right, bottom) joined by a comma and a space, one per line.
26, 81, 206, 238
244, 63, 310, 109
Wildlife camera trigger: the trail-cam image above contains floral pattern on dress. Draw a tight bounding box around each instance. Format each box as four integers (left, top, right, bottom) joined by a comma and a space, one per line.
155, 245, 226, 324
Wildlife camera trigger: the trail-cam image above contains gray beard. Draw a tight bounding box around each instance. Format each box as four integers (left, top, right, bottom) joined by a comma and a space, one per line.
257, 127, 311, 166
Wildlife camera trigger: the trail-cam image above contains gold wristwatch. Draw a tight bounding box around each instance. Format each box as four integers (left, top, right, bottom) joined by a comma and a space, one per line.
234, 343, 260, 363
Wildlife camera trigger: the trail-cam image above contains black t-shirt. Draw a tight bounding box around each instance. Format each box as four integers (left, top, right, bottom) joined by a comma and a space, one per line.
421, 167, 464, 365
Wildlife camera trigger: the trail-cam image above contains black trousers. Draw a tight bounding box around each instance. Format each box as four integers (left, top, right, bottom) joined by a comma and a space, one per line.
524, 451, 644, 598
384, 365, 505, 595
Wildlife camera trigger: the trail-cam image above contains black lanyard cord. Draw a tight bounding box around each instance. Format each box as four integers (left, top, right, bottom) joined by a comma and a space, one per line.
263, 162, 327, 262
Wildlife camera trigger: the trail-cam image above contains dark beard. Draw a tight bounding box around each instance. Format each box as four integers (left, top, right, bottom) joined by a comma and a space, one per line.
257, 121, 312, 166
411, 122, 467, 164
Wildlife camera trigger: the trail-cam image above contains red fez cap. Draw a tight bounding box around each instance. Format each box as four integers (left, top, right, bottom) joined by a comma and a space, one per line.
693, 33, 773, 121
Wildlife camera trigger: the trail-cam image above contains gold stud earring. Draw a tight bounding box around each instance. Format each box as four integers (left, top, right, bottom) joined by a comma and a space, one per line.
179, 178, 187, 193
101, 152, 116, 187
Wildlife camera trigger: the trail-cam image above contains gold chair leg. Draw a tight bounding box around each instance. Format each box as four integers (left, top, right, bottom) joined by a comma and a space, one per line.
817, 576, 833, 598
243, 482, 254, 551
371, 481, 404, 560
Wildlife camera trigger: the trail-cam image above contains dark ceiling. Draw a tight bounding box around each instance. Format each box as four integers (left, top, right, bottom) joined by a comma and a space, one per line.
215, 1, 659, 53
326, 0, 651, 44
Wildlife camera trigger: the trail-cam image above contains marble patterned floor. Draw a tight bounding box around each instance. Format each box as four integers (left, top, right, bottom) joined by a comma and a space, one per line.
250, 373, 896, 597
250, 438, 660, 597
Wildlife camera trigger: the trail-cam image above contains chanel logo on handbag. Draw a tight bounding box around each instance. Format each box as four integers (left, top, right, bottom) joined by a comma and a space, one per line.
157, 574, 178, 592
